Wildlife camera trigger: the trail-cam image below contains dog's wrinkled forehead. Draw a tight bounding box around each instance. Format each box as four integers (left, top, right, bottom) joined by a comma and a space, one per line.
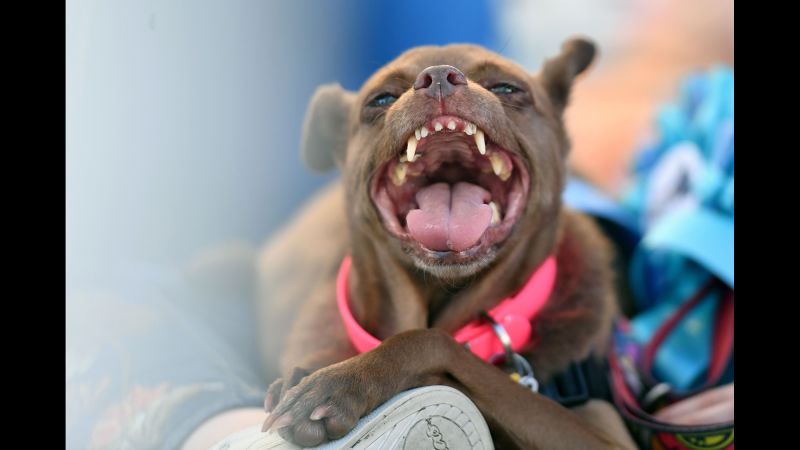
362, 44, 529, 94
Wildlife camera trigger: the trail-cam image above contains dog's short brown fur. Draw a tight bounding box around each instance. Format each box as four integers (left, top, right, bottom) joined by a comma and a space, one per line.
256, 38, 635, 449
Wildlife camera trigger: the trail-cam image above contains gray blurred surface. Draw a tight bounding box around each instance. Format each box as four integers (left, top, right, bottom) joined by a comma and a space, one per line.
67, 0, 352, 290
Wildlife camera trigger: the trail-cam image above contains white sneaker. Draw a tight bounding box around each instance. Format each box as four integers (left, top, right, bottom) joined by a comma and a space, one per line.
211, 385, 494, 449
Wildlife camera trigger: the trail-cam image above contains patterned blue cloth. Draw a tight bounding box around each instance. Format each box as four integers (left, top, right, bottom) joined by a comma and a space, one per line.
624, 67, 733, 392
566, 67, 734, 393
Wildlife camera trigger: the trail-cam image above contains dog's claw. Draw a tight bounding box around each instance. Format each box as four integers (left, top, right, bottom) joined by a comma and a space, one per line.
273, 414, 294, 430
264, 392, 274, 412
262, 413, 277, 432
310, 405, 332, 421
262, 412, 292, 432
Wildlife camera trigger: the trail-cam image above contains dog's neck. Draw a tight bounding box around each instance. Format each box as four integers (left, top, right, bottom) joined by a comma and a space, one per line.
346, 212, 563, 340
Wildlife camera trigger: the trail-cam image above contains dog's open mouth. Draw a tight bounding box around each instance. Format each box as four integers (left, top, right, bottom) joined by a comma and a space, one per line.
371, 115, 529, 259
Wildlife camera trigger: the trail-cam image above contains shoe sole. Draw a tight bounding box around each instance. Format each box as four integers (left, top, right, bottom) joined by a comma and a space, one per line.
212, 385, 494, 449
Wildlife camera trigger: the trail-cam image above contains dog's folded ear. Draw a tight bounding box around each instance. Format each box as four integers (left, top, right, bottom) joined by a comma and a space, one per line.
301, 83, 356, 172
539, 37, 596, 113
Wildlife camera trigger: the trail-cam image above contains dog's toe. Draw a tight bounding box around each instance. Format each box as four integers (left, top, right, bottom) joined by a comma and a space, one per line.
265, 379, 284, 412
323, 409, 359, 440
279, 419, 328, 447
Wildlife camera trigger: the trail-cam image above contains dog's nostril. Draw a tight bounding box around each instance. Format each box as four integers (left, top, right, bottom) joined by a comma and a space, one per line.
414, 65, 467, 97
447, 71, 466, 86
414, 73, 433, 90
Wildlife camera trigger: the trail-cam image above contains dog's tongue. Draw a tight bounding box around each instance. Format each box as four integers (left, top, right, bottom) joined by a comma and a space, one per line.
406, 182, 492, 252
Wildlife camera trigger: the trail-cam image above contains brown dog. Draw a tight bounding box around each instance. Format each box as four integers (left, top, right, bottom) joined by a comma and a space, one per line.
256, 38, 635, 449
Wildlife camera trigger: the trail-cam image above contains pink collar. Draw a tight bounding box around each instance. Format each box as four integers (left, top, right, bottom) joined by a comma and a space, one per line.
336, 255, 557, 362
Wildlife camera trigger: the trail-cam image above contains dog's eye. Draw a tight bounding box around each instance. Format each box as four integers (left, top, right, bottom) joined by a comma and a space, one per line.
368, 93, 398, 107
489, 83, 522, 95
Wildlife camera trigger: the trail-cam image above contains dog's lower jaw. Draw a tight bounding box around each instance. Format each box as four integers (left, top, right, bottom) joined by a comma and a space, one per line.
412, 256, 493, 280
407, 247, 498, 280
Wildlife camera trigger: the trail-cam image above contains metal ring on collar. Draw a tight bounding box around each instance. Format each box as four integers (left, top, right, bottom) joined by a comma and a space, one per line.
480, 311, 516, 370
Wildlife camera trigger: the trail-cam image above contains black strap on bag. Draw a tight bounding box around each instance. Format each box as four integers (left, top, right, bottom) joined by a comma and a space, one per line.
607, 280, 734, 449
540, 356, 612, 408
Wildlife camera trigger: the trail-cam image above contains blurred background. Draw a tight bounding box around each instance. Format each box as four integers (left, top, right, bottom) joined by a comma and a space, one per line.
66, 0, 733, 286
66, 1, 732, 448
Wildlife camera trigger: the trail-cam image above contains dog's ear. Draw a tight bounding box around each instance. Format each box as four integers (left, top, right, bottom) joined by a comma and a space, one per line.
301, 83, 356, 172
539, 37, 596, 113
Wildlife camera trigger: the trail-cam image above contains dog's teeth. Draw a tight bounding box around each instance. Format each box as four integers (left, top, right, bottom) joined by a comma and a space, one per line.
464, 123, 475, 135
434, 122, 443, 132
407, 162, 424, 176
401, 153, 419, 163
489, 201, 501, 225
447, 120, 456, 130
415, 128, 421, 140
489, 153, 501, 176
475, 129, 486, 155
406, 135, 418, 161
492, 155, 512, 181
488, 152, 512, 181
421, 126, 429, 138
391, 163, 407, 186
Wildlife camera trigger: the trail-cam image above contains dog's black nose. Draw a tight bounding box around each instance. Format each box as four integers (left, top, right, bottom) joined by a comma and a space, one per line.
413, 65, 467, 99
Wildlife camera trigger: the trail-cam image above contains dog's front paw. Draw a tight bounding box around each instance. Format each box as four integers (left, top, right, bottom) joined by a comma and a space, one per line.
262, 362, 371, 447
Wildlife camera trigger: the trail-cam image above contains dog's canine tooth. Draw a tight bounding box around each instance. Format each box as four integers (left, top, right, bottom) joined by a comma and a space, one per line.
489, 201, 501, 225
421, 126, 429, 138
475, 129, 486, 155
488, 152, 512, 181
391, 163, 408, 186
489, 152, 501, 175
415, 128, 421, 140
502, 166, 512, 181
447, 120, 456, 130
434, 122, 443, 132
406, 135, 418, 162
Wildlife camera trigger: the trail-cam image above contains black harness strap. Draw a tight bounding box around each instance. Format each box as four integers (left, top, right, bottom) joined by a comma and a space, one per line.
539, 356, 611, 408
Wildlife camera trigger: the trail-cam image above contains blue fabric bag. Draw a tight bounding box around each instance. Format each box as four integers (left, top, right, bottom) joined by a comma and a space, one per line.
564, 66, 734, 449
623, 67, 733, 393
